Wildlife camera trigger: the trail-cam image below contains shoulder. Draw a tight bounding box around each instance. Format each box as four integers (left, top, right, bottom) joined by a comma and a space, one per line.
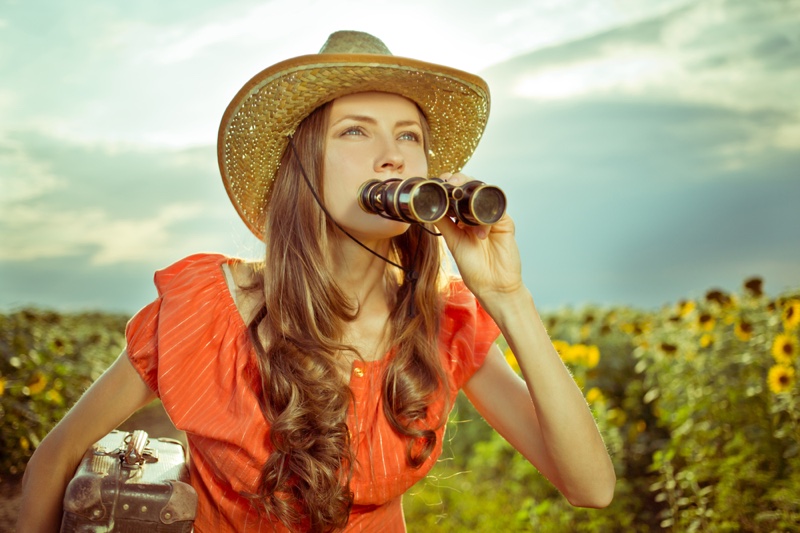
143, 253, 248, 325
153, 253, 234, 295
439, 276, 501, 353
438, 276, 501, 390
132, 252, 252, 347
441, 277, 481, 319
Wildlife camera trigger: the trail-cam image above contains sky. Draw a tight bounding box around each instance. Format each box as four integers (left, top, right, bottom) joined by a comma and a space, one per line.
1, 0, 799, 314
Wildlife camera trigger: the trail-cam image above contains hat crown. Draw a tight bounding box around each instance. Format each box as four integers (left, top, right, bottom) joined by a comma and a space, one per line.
318, 30, 392, 55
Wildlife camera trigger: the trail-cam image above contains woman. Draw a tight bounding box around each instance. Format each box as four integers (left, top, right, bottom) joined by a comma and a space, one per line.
17, 31, 615, 532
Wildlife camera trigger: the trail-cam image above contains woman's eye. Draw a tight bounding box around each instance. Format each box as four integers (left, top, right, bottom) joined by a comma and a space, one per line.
399, 131, 420, 142
342, 126, 364, 136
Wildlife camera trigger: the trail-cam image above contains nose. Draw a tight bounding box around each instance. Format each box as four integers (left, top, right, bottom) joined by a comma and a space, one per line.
375, 138, 405, 174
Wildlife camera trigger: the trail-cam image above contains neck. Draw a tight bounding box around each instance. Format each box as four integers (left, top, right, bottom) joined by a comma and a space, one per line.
328, 232, 398, 363
329, 231, 395, 309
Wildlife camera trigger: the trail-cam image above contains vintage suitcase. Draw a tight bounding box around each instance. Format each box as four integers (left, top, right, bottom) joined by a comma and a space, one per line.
60, 429, 197, 532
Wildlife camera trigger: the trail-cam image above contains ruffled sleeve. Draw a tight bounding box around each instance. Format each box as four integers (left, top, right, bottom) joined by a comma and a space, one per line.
124, 253, 273, 526
124, 253, 259, 431
439, 279, 501, 391
125, 254, 219, 393
125, 295, 161, 393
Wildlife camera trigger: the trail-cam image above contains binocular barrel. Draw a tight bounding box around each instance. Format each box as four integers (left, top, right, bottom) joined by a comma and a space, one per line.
357, 177, 506, 226
358, 177, 449, 224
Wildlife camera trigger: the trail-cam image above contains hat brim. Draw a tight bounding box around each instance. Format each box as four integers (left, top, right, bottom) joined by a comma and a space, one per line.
218, 53, 490, 241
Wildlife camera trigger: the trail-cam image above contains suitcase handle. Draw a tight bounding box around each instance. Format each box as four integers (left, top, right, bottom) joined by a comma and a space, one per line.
91, 430, 160, 468
123, 430, 153, 467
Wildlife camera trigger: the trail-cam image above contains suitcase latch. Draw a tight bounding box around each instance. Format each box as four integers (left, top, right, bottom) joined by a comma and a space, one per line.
93, 429, 159, 469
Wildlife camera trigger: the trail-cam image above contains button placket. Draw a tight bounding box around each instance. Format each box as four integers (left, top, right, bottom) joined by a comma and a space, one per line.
348, 362, 369, 445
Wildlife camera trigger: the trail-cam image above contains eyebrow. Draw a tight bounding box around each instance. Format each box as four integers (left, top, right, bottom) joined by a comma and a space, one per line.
330, 115, 422, 128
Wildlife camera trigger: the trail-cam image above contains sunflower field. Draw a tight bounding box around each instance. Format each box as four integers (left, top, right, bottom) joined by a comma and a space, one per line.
1, 278, 799, 531
403, 277, 800, 532
0, 309, 127, 476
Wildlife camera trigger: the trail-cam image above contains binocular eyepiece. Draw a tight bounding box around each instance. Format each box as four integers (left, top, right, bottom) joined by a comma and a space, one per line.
357, 177, 506, 226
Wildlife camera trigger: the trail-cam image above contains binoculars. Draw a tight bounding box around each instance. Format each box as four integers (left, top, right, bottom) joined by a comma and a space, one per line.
357, 177, 506, 226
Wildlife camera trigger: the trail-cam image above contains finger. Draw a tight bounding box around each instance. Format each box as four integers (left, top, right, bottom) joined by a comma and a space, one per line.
439, 172, 471, 186
433, 213, 460, 242
436, 215, 490, 245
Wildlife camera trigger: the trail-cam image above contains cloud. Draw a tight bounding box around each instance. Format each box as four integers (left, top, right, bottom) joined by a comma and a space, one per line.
0, 202, 207, 265
0, 0, 699, 152
1, 0, 798, 312
481, 0, 800, 174
465, 0, 800, 308
0, 135, 66, 204
0, 89, 15, 115
0, 130, 259, 267
488, 0, 800, 115
513, 48, 675, 100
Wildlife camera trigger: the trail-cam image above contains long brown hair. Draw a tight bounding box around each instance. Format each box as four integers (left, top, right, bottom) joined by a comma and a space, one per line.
247, 98, 448, 532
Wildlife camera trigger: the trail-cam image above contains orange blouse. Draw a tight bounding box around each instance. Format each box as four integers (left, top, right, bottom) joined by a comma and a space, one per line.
126, 253, 499, 532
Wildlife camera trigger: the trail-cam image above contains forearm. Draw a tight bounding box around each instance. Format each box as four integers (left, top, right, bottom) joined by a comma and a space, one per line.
16, 431, 83, 532
480, 287, 616, 507
16, 351, 157, 531
435, 201, 614, 505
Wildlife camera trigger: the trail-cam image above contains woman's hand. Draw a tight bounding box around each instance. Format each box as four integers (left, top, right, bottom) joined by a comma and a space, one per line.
434, 172, 524, 305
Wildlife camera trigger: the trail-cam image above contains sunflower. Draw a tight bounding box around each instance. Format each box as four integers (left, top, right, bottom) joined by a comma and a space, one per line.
706, 289, 732, 307
768, 364, 796, 394
621, 321, 645, 336
783, 299, 800, 331
26, 372, 48, 395
734, 320, 754, 342
565, 343, 601, 368
45, 389, 65, 406
585, 387, 605, 405
660, 342, 678, 355
772, 333, 798, 364
552, 339, 571, 361
586, 345, 601, 368
677, 299, 696, 317
504, 347, 520, 373
698, 313, 715, 332
700, 333, 715, 348
744, 277, 764, 297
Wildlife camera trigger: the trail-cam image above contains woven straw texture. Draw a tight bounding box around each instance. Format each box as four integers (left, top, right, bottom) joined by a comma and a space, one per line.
218, 32, 490, 241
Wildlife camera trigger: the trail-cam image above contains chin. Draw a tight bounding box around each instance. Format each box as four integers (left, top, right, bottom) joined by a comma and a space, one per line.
346, 215, 411, 241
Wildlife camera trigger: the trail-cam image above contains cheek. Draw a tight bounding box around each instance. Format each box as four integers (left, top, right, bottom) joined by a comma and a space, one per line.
323, 146, 379, 198
325, 183, 357, 212
407, 149, 429, 177
322, 163, 361, 215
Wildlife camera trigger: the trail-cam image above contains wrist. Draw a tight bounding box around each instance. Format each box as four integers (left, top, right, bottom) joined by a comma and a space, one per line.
478, 285, 538, 331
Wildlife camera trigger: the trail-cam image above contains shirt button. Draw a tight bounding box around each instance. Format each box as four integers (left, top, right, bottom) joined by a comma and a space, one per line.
353, 367, 364, 378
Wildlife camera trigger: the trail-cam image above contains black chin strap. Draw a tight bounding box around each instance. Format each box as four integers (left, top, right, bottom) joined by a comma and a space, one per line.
287, 136, 421, 317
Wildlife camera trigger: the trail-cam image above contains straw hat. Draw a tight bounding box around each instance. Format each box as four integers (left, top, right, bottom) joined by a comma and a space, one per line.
218, 30, 491, 240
